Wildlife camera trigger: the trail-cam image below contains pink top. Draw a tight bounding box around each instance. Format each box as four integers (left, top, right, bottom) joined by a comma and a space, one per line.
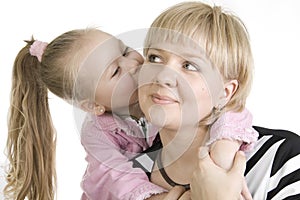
80, 113, 165, 200
207, 108, 259, 152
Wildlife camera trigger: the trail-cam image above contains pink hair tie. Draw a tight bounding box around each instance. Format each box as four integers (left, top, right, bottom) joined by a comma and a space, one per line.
29, 40, 48, 62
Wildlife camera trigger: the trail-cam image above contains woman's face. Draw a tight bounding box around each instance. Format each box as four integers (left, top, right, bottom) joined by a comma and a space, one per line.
139, 42, 223, 130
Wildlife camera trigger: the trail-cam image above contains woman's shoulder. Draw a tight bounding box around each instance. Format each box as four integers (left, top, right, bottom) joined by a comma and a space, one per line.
252, 125, 300, 159
248, 126, 300, 169
251, 125, 300, 167
254, 126, 300, 140
245, 126, 300, 199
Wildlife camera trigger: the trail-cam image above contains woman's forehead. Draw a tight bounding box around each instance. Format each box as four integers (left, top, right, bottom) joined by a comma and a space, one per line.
144, 28, 207, 57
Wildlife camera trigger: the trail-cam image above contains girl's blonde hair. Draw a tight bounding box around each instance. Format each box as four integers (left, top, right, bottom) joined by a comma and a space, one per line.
5, 28, 99, 200
144, 1, 254, 114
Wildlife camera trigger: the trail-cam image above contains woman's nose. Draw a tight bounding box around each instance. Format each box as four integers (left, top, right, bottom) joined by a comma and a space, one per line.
155, 65, 177, 87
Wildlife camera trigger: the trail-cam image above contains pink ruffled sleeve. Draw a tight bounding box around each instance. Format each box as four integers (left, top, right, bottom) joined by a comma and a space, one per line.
206, 108, 259, 152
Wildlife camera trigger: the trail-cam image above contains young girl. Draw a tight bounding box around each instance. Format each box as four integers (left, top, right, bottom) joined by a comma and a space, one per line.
133, 1, 300, 199
75, 30, 166, 200
4, 28, 168, 200
5, 26, 256, 200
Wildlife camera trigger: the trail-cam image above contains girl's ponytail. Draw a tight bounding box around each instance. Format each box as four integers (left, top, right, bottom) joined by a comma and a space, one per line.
5, 28, 98, 200
5, 39, 56, 200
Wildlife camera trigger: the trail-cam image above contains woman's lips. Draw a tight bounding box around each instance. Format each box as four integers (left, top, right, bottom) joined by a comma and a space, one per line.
151, 93, 178, 105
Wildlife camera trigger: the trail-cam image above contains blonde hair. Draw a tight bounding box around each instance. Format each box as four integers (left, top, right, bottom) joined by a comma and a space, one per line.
5, 28, 99, 200
144, 1, 254, 113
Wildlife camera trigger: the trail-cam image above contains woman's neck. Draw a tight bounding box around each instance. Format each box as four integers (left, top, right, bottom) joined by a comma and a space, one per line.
160, 125, 208, 160
156, 125, 209, 186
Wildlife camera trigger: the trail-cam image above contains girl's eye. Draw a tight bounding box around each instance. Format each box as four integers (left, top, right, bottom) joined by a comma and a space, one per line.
183, 63, 198, 71
112, 66, 120, 77
148, 54, 162, 63
123, 47, 129, 57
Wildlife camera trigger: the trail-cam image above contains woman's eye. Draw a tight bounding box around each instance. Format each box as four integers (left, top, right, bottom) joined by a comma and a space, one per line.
183, 63, 198, 71
112, 66, 120, 77
148, 54, 162, 63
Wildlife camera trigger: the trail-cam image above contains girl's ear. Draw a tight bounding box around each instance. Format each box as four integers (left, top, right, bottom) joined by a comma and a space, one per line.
79, 100, 106, 115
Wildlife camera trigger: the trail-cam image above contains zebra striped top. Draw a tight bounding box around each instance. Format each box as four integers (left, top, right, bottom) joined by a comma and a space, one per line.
131, 126, 300, 200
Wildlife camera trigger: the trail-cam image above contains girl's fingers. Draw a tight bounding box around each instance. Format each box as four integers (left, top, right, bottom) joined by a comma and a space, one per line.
178, 190, 191, 200
164, 186, 186, 200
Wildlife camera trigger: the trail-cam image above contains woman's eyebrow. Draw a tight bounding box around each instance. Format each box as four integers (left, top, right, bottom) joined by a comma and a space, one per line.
151, 48, 207, 62
147, 47, 163, 53
145, 48, 168, 58
183, 54, 207, 64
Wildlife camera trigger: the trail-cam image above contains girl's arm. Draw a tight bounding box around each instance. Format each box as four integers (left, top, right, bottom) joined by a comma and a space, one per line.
207, 108, 259, 164
81, 115, 165, 200
191, 147, 248, 200
81, 154, 165, 200
209, 139, 241, 170
207, 108, 258, 200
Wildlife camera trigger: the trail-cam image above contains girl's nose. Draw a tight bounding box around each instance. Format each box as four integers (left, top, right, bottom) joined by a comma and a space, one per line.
129, 62, 140, 75
127, 49, 144, 65
122, 49, 144, 75
119, 57, 141, 74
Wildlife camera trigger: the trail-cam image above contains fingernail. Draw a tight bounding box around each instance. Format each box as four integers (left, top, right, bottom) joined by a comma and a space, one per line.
198, 146, 209, 159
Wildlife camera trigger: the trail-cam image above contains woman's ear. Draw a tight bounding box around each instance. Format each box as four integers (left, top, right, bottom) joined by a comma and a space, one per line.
216, 80, 239, 109
223, 79, 239, 103
79, 100, 106, 115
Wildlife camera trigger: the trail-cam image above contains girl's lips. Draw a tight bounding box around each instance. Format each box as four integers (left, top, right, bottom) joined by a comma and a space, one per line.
151, 94, 178, 105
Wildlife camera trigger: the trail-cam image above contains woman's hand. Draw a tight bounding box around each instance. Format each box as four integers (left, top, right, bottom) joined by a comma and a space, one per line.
190, 147, 252, 200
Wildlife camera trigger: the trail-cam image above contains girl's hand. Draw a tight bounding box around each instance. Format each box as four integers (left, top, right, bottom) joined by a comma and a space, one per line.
146, 186, 189, 200
190, 147, 252, 200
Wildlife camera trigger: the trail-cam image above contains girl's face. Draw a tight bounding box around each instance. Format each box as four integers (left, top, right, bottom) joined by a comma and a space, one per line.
79, 31, 143, 112
138, 43, 223, 130
95, 45, 143, 112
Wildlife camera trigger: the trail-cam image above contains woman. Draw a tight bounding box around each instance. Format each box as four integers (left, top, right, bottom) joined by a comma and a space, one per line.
134, 1, 300, 199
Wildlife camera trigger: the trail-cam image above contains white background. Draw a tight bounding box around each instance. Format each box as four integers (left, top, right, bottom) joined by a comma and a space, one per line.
0, 0, 299, 199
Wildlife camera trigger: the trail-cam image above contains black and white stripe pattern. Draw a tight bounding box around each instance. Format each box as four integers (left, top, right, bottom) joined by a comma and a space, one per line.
131, 126, 300, 200
245, 126, 300, 200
